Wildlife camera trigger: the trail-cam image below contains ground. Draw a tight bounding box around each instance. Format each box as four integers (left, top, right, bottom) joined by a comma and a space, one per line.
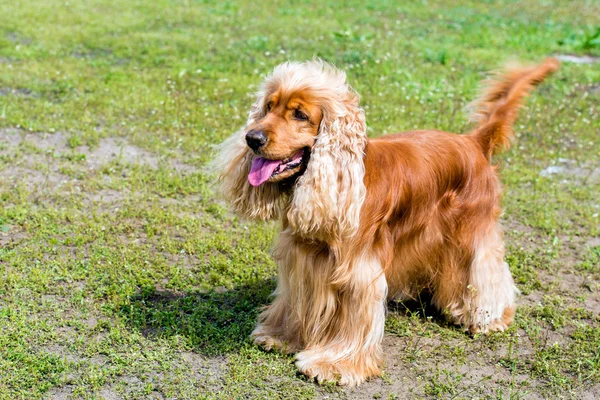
0, 0, 599, 399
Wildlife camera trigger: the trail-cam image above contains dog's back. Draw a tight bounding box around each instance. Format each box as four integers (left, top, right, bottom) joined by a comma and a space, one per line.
356, 59, 559, 330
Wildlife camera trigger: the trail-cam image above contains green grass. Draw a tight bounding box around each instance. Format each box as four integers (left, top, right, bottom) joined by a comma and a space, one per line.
1, 0, 599, 398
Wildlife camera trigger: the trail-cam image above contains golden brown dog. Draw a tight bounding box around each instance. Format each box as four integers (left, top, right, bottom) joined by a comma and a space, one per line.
215, 58, 559, 386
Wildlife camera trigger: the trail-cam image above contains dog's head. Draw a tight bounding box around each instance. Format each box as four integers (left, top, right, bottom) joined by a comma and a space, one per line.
215, 60, 368, 242
244, 81, 321, 186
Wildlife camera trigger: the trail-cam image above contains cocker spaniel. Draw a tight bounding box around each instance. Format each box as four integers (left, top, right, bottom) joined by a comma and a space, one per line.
214, 58, 559, 386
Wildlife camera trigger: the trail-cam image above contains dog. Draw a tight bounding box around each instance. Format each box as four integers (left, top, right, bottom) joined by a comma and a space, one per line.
214, 58, 559, 386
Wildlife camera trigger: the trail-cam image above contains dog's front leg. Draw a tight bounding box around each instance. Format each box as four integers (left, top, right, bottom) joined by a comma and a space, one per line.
295, 254, 388, 386
251, 230, 305, 354
251, 266, 303, 354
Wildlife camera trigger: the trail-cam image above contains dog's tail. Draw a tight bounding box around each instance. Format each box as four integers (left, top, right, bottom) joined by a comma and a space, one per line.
468, 58, 559, 160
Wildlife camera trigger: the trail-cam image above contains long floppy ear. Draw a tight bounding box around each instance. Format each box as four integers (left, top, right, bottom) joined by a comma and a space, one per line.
287, 89, 367, 243
213, 96, 283, 220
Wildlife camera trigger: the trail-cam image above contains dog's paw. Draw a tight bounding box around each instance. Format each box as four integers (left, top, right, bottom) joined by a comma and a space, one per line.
470, 319, 508, 334
469, 305, 515, 334
252, 333, 285, 351
296, 359, 337, 385
295, 350, 377, 387
251, 326, 299, 353
487, 318, 510, 332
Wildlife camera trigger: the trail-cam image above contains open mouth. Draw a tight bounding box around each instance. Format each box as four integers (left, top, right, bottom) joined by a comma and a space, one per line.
248, 149, 306, 186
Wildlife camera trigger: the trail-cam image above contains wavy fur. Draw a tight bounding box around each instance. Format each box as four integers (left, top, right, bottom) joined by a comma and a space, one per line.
213, 79, 283, 220
286, 63, 367, 242
469, 58, 560, 159
215, 59, 557, 386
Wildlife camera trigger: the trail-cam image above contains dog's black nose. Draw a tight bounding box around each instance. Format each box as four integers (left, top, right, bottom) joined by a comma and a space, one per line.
245, 130, 267, 152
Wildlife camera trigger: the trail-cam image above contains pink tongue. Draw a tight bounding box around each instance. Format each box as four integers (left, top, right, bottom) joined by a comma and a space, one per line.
248, 157, 282, 186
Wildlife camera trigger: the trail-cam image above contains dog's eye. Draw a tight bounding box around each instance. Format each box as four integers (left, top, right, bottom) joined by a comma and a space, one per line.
266, 103, 272, 112
294, 109, 308, 121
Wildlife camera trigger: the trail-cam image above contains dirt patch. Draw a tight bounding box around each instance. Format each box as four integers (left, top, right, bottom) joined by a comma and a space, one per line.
337, 335, 422, 400
587, 237, 600, 248
0, 131, 76, 194
0, 129, 196, 207
180, 351, 228, 394
86, 189, 129, 205
79, 137, 159, 169
503, 217, 535, 235
332, 332, 543, 400
556, 272, 600, 313
556, 54, 600, 64
0, 226, 29, 248
0, 128, 24, 153
98, 387, 123, 400
0, 165, 71, 191
44, 386, 74, 400
0, 128, 194, 173
540, 158, 600, 184
43, 344, 87, 364
113, 374, 168, 399
23, 131, 69, 151
0, 87, 35, 98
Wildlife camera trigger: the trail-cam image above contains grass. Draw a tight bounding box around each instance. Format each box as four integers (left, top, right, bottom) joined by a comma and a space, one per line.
0, 0, 599, 398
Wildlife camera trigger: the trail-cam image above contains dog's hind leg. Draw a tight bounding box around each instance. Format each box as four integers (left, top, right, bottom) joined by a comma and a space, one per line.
465, 224, 516, 333
433, 224, 516, 333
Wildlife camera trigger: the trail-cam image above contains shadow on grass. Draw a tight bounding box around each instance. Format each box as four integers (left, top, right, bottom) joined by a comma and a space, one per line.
120, 282, 461, 356
386, 291, 459, 331
119, 278, 276, 356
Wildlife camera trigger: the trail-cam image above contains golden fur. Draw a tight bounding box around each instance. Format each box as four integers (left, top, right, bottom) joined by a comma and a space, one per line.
214, 59, 559, 386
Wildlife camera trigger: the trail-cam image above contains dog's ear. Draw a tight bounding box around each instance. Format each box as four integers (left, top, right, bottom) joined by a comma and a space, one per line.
213, 96, 282, 220
287, 90, 367, 243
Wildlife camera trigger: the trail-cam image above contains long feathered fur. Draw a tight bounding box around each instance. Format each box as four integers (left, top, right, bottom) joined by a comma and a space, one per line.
215, 60, 368, 241
212, 70, 285, 220
469, 58, 560, 159
286, 62, 367, 243
215, 59, 558, 387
